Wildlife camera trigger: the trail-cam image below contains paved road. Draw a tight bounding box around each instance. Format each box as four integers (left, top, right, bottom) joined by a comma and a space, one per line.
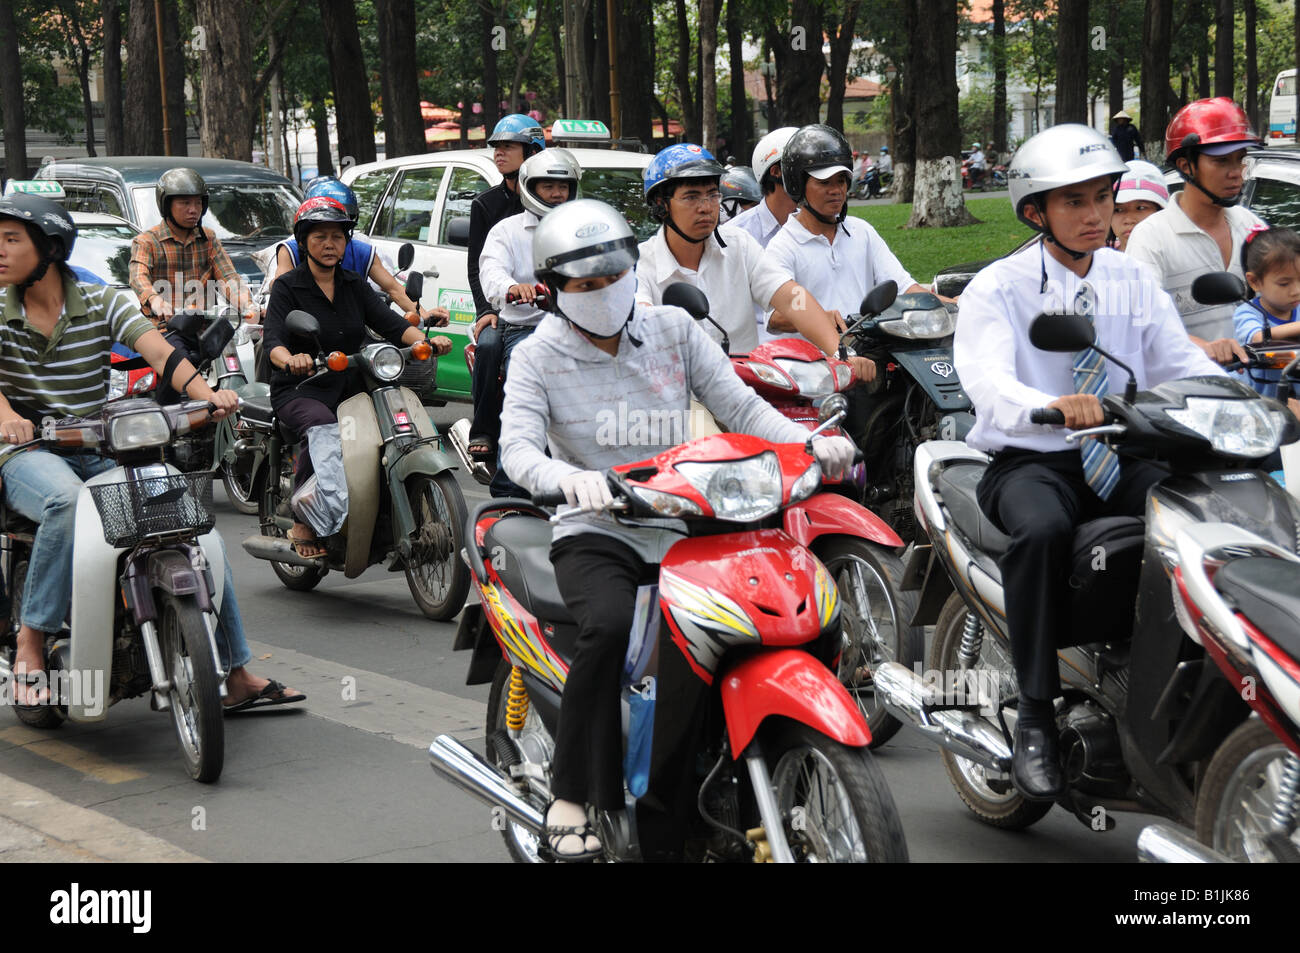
0, 404, 1154, 863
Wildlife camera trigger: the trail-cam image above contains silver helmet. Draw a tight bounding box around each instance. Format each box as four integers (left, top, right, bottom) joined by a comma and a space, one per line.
1008, 123, 1128, 230
532, 199, 639, 287
518, 148, 582, 218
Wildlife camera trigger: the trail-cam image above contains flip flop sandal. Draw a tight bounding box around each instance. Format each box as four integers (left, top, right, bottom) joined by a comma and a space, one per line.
223, 679, 307, 714
467, 435, 496, 462
286, 529, 326, 559
11, 671, 49, 711
541, 802, 602, 862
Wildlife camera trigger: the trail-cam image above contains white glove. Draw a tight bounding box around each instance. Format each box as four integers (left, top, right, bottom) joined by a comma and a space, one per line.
812, 436, 855, 481
558, 470, 614, 512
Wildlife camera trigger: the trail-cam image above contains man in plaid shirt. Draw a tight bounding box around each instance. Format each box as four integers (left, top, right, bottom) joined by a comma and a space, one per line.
129, 167, 260, 327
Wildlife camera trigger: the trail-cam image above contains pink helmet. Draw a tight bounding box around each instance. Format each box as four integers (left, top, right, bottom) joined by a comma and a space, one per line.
1114, 160, 1169, 208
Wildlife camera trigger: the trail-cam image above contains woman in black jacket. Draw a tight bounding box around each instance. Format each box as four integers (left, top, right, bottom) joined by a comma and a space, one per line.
263, 198, 451, 556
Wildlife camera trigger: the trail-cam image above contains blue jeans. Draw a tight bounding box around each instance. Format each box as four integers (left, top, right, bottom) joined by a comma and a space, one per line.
490, 324, 534, 499
1, 450, 252, 670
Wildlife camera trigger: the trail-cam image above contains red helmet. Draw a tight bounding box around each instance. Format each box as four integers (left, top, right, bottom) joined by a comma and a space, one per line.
293, 196, 353, 245
1165, 98, 1261, 162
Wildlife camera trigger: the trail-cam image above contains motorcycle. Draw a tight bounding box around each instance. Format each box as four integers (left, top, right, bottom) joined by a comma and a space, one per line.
0, 398, 233, 782
962, 160, 1007, 191
880, 275, 1300, 838
841, 282, 973, 543
665, 281, 924, 746
239, 309, 471, 621
430, 405, 908, 863
851, 165, 886, 200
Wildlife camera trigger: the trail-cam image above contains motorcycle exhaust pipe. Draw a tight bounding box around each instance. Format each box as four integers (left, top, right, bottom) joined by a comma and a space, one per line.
446, 419, 494, 487
241, 535, 324, 569
1137, 823, 1231, 863
428, 734, 544, 834
874, 661, 1013, 772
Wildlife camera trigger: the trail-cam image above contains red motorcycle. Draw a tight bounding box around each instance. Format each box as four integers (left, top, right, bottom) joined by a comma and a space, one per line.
429, 415, 908, 863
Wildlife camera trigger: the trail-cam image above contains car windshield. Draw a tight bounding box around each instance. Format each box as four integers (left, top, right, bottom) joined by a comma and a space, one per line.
580, 167, 657, 240
68, 223, 136, 287
132, 183, 298, 241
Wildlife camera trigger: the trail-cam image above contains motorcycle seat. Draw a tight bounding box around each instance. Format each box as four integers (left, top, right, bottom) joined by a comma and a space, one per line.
1214, 556, 1300, 662
935, 460, 1012, 556
241, 393, 275, 430
482, 515, 575, 626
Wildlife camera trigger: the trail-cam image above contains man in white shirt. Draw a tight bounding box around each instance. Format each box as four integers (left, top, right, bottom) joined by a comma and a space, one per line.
634, 142, 833, 356
877, 147, 893, 175
953, 124, 1222, 802
1126, 98, 1262, 359
967, 142, 986, 188
476, 148, 580, 496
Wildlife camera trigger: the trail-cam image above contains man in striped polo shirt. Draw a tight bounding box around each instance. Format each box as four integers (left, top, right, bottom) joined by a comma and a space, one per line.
0, 194, 302, 712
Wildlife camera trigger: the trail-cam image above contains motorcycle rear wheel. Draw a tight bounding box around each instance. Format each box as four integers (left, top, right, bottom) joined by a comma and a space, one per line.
764, 719, 908, 862
8, 557, 66, 729
929, 593, 1052, 829
485, 661, 551, 864
260, 456, 326, 592
812, 537, 921, 748
1195, 718, 1300, 862
157, 591, 223, 783
402, 473, 470, 620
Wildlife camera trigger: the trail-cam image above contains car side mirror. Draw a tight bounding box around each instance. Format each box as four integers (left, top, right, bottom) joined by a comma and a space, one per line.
446, 217, 471, 247
662, 282, 711, 322
1191, 271, 1247, 305
858, 280, 898, 318
396, 242, 415, 272
1028, 311, 1096, 352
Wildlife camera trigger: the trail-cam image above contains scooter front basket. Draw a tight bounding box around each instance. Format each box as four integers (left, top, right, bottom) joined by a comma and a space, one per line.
88, 472, 215, 548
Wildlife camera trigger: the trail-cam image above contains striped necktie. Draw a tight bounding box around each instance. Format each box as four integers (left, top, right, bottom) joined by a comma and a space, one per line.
1070, 283, 1120, 500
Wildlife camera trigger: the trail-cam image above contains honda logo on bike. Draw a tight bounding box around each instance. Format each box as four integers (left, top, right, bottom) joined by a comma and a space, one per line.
930, 362, 954, 378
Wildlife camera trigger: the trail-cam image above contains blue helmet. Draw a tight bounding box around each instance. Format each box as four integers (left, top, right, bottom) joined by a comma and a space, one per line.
642, 144, 725, 220
488, 113, 545, 155
305, 177, 359, 220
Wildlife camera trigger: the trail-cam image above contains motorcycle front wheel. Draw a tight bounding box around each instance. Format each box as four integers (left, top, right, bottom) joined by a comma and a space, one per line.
156, 590, 224, 783
403, 473, 470, 621
812, 537, 921, 748
1195, 718, 1300, 862
221, 455, 259, 516
764, 719, 908, 862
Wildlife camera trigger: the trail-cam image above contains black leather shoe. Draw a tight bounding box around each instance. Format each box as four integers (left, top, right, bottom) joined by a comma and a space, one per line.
1012, 722, 1064, 801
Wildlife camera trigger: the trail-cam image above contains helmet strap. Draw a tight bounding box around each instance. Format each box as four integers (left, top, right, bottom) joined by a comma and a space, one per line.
801, 196, 849, 232
1181, 155, 1240, 207
665, 217, 710, 245
1030, 198, 1090, 262
14, 255, 54, 302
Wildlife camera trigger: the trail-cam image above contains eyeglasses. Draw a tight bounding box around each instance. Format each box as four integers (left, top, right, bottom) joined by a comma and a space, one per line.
673, 190, 723, 209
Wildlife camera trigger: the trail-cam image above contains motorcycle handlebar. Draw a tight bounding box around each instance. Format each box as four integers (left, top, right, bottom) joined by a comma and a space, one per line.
1030, 408, 1066, 425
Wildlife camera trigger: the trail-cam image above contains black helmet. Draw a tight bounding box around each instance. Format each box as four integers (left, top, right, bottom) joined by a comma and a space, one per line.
156, 168, 210, 226
0, 193, 78, 293
780, 124, 854, 204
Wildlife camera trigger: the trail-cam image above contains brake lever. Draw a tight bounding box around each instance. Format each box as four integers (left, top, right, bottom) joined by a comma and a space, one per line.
1064, 424, 1128, 444
548, 500, 629, 524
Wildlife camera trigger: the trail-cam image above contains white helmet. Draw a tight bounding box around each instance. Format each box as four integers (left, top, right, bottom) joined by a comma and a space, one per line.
1114, 159, 1169, 209
532, 199, 639, 287
518, 147, 581, 218
1008, 123, 1128, 230
751, 127, 799, 187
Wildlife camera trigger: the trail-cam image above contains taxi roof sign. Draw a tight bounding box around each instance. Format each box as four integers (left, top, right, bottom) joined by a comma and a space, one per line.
4, 179, 66, 198
551, 119, 610, 140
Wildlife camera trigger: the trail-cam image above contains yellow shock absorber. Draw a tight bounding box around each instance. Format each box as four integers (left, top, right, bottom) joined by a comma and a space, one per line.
505, 666, 529, 732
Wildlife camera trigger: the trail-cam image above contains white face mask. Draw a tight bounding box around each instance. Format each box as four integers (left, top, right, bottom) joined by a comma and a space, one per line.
556, 270, 637, 339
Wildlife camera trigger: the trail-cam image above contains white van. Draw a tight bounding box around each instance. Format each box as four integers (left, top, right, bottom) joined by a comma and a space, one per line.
1268, 69, 1296, 147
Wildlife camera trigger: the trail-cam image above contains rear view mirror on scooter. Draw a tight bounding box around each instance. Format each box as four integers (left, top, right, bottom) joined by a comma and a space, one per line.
197, 314, 236, 363
404, 269, 424, 304
286, 309, 323, 355
397, 242, 415, 272
663, 282, 730, 353
1029, 311, 1139, 402
858, 280, 898, 318
1191, 271, 1247, 306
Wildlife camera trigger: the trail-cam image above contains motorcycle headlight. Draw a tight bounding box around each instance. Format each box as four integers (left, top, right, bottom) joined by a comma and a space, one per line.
363, 344, 404, 382
746, 361, 794, 390
1164, 398, 1288, 458
774, 358, 834, 398
832, 362, 853, 389
108, 409, 171, 451
790, 460, 822, 503
877, 307, 955, 340
675, 451, 783, 522
131, 371, 156, 395
630, 485, 703, 517
109, 369, 127, 399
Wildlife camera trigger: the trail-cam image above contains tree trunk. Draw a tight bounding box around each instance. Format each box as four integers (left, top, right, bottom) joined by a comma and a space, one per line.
319, 0, 376, 166
162, 0, 187, 156
907, 0, 974, 228
700, 0, 718, 151
311, 101, 334, 177
762, 42, 778, 129
1140, 0, 1173, 159
562, 0, 592, 118
588, 0, 609, 124
1194, 0, 1209, 98
1244, 0, 1257, 131
193, 0, 253, 159
725, 0, 750, 156
892, 1, 917, 203
825, 2, 861, 132
102, 0, 125, 155
1106, 0, 1124, 122
550, 11, 565, 114
1054, 0, 1089, 124
672, 0, 698, 142
377, 0, 425, 157
508, 0, 546, 113
1213, 0, 1233, 99
0, 0, 25, 178
477, 1, 500, 133
269, 33, 283, 173
773, 0, 824, 127
615, 0, 652, 144
992, 0, 1006, 155
125, 0, 164, 155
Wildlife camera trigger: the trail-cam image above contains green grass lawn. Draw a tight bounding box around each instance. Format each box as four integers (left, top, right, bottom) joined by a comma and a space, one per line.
848, 197, 1034, 285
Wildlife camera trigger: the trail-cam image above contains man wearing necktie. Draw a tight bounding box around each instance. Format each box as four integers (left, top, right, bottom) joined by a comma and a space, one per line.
953, 125, 1223, 801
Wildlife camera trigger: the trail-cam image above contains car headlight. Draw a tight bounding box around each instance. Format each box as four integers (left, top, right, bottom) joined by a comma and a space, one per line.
675, 451, 783, 521
630, 485, 703, 517
774, 358, 834, 397
108, 410, 171, 451
877, 307, 955, 340
1164, 397, 1288, 458
363, 343, 404, 381
790, 460, 822, 502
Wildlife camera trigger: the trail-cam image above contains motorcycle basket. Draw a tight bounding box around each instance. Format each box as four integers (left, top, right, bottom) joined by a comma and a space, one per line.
88, 472, 215, 548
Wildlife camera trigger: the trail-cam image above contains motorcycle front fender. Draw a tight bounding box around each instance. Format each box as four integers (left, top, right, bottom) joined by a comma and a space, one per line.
338, 392, 382, 579
388, 443, 460, 542
784, 491, 904, 549
720, 649, 871, 755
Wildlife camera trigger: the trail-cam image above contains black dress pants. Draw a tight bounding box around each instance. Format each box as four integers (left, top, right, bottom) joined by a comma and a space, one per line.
976, 449, 1164, 701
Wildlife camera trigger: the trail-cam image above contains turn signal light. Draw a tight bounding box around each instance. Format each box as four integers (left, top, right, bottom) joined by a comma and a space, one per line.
411, 340, 432, 361
404, 311, 420, 326
326, 351, 349, 372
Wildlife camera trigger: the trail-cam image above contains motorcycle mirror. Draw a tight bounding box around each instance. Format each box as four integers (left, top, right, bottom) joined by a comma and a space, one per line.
197, 313, 236, 362
818, 393, 848, 424
404, 270, 424, 303
286, 310, 321, 339
445, 217, 471, 247
858, 280, 898, 318
396, 242, 415, 272
1191, 272, 1247, 306
662, 282, 711, 321
166, 311, 205, 337
1028, 312, 1095, 352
